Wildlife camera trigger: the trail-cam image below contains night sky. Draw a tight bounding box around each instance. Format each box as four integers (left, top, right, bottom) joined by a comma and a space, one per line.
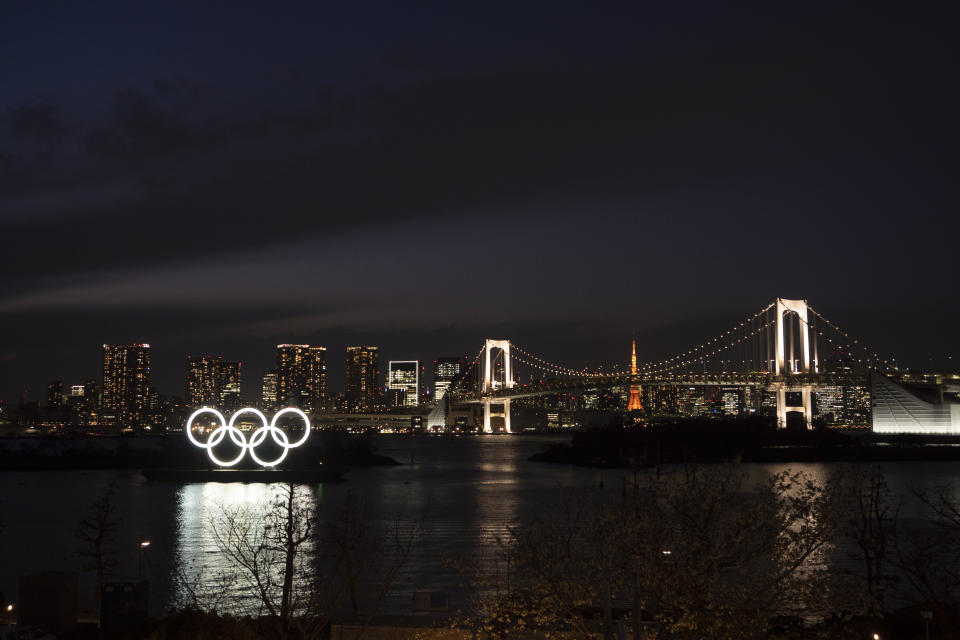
1, 1, 957, 404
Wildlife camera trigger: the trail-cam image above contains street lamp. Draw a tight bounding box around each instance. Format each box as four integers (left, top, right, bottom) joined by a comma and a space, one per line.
6, 604, 13, 626
139, 540, 150, 577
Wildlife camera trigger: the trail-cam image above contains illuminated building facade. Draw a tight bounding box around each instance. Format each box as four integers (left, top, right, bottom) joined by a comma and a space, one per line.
102, 343, 151, 429
346, 346, 380, 412
434, 357, 465, 400
388, 360, 420, 407
47, 380, 64, 407
82, 378, 100, 425
218, 361, 242, 411
184, 356, 243, 411
627, 341, 643, 411
261, 371, 278, 411
872, 372, 960, 434
185, 355, 221, 406
276, 344, 326, 412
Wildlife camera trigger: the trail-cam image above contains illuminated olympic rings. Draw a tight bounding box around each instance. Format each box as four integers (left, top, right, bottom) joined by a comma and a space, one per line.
186, 407, 311, 467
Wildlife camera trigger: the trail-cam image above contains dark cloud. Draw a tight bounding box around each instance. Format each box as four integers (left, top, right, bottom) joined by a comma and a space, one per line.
85, 86, 224, 161
7, 100, 69, 141
0, 1, 957, 404
1, 7, 956, 292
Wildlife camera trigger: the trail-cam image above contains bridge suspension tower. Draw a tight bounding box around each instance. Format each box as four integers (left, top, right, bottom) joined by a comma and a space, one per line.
482, 339, 514, 433
773, 298, 814, 429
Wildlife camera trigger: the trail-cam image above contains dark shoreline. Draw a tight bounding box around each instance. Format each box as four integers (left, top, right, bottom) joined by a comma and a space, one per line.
527, 420, 960, 467
0, 432, 401, 473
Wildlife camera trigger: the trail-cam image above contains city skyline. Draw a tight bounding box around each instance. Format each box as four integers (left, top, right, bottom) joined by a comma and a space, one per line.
2, 2, 958, 408
4, 305, 959, 412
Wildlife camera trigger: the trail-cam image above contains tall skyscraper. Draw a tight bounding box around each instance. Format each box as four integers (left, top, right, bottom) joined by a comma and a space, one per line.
47, 380, 64, 407
345, 346, 379, 412
82, 378, 100, 425
218, 361, 243, 411
102, 343, 151, 428
434, 357, 465, 400
261, 371, 278, 410
628, 340, 643, 411
276, 345, 326, 412
185, 355, 221, 406
387, 361, 420, 408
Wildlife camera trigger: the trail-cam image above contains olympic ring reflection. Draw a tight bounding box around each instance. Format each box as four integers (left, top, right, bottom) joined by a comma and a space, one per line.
186, 407, 311, 467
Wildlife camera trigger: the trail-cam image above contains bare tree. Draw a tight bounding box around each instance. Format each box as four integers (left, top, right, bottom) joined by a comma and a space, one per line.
837, 464, 897, 613
457, 465, 860, 640
75, 480, 120, 614
173, 483, 417, 640
890, 481, 960, 610
208, 482, 316, 639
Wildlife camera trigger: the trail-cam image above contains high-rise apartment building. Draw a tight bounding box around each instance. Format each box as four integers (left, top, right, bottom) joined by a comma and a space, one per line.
387, 361, 419, 408
262, 371, 278, 410
185, 356, 243, 411
102, 343, 151, 428
185, 355, 221, 406
47, 381, 64, 407
433, 357, 465, 400
218, 362, 242, 411
276, 345, 326, 412
345, 346, 379, 412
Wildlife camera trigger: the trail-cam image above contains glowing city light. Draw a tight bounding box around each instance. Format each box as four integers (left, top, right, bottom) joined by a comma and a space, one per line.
186, 407, 311, 467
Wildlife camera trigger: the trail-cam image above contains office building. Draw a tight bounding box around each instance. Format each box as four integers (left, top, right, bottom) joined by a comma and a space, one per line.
262, 371, 278, 411
388, 361, 419, 408
276, 344, 326, 412
433, 357, 465, 400
345, 346, 379, 412
384, 387, 405, 408
102, 343, 151, 429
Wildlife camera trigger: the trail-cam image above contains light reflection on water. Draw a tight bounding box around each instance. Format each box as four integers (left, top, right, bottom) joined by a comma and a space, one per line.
1, 435, 960, 615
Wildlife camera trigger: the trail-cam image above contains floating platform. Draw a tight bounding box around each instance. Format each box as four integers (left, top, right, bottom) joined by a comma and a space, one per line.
142, 466, 346, 483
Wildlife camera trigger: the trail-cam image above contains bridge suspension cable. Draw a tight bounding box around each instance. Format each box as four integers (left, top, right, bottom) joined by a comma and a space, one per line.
509, 343, 600, 377
643, 316, 776, 375
508, 349, 594, 379
638, 302, 776, 371
447, 345, 486, 396
806, 306, 897, 370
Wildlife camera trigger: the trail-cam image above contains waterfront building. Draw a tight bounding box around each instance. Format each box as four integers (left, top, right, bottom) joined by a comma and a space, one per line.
185, 355, 221, 406
345, 346, 380, 412
82, 378, 100, 425
276, 344, 326, 412
102, 343, 151, 428
384, 387, 406, 408
433, 357, 465, 400
261, 370, 278, 411
388, 360, 420, 408
218, 361, 242, 411
872, 372, 960, 434
47, 380, 64, 407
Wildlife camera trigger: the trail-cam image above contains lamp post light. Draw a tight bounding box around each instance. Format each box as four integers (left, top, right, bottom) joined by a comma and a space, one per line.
6, 604, 13, 626
139, 540, 150, 577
